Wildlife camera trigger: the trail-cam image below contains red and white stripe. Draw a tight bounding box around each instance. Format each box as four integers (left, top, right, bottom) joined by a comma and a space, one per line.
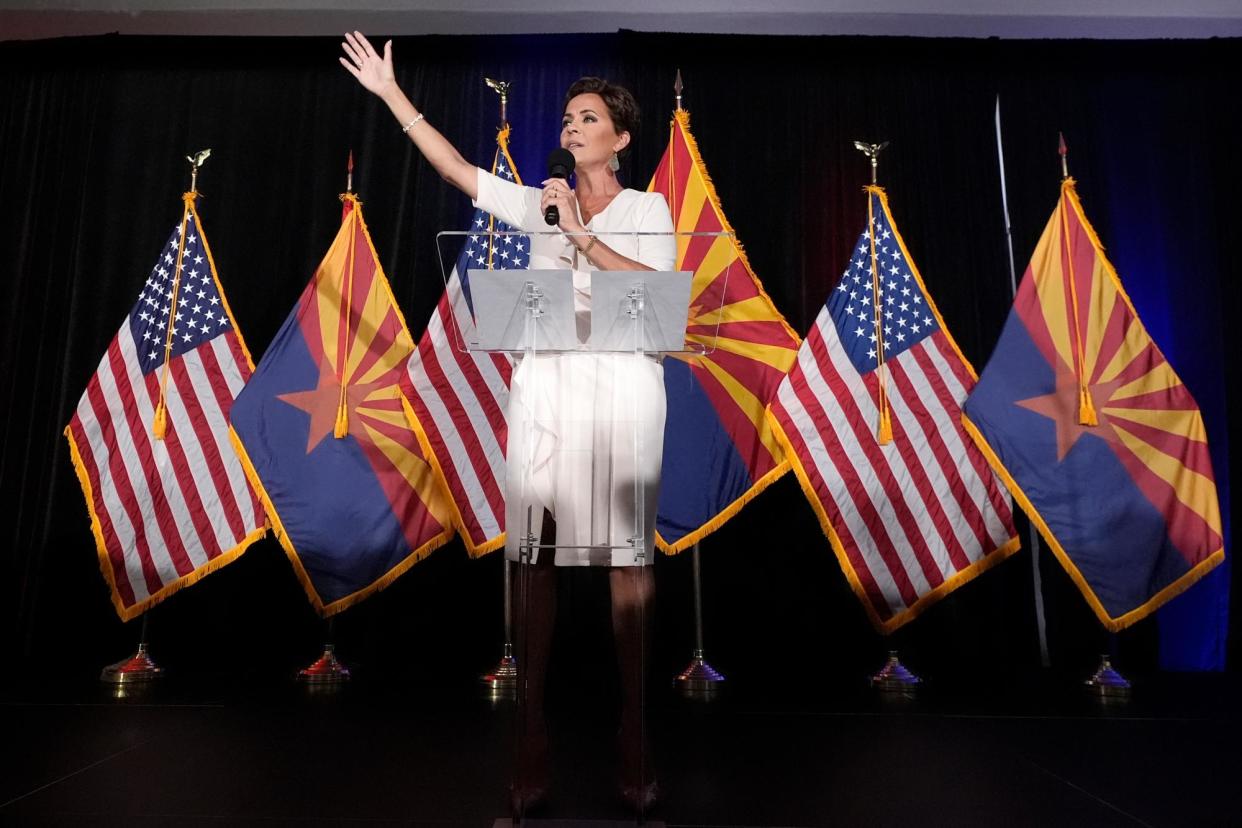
67, 326, 263, 614
405, 270, 512, 555
772, 309, 1015, 626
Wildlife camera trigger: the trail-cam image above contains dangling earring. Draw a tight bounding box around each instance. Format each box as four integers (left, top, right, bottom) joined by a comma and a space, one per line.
608, 152, 620, 172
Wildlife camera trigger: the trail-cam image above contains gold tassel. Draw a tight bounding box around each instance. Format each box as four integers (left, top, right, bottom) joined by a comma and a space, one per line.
1078, 386, 1099, 426
333, 399, 349, 439
877, 406, 893, 445
152, 401, 167, 440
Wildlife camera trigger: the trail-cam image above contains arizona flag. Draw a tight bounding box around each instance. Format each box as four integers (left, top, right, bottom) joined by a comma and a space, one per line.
230, 194, 454, 615
403, 128, 526, 557
962, 178, 1224, 631
648, 109, 802, 553
769, 186, 1018, 632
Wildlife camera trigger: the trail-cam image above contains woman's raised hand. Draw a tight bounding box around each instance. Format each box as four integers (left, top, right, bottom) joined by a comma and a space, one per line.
339, 31, 395, 97
339, 30, 476, 198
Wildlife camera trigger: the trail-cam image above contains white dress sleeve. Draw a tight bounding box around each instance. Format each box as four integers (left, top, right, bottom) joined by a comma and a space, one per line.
635, 191, 677, 271
471, 167, 543, 231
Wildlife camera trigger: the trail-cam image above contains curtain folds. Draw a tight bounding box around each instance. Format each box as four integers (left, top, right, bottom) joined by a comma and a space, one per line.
1, 33, 1236, 677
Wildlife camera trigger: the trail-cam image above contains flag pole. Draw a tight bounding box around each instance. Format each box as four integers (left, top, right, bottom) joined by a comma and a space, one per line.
853, 140, 893, 445
674, 541, 726, 699
667, 71, 682, 226
994, 97, 1052, 668
479, 76, 518, 702
1054, 133, 1099, 428
1054, 133, 1131, 700
152, 149, 210, 440
851, 140, 922, 694
666, 70, 726, 703
295, 156, 363, 689
100, 610, 163, 694
333, 153, 362, 440
103, 154, 211, 692
105, 152, 211, 686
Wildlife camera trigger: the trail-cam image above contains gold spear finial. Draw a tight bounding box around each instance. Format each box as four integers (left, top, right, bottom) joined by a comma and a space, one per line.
674, 69, 684, 111
186, 148, 211, 193
853, 140, 889, 186
1058, 132, 1069, 180
485, 77, 510, 127
346, 150, 354, 193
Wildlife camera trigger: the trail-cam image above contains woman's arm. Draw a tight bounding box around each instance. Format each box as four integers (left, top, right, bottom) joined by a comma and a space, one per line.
571, 235, 654, 272
340, 31, 478, 199
541, 181, 656, 272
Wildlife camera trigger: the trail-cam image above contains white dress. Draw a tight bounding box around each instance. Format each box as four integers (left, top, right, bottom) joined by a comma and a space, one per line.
471, 167, 676, 566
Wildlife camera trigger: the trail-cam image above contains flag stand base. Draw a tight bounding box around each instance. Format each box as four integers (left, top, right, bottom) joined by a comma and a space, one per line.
870, 650, 921, 695
297, 644, 350, 685
674, 649, 725, 700
480, 643, 518, 701
100, 642, 163, 685
1084, 655, 1130, 700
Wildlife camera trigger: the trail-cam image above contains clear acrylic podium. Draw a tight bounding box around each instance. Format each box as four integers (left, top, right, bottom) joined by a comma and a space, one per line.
436, 230, 732, 824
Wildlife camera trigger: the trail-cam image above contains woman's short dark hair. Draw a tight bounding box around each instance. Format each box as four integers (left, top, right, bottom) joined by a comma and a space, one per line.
564, 77, 640, 158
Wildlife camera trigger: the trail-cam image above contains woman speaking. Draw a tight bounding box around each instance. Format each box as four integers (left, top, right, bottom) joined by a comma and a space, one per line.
340, 32, 674, 814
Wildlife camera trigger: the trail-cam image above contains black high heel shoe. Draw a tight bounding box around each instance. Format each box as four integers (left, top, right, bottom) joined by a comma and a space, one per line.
616, 725, 659, 815
510, 723, 551, 816
618, 778, 659, 815
509, 780, 549, 816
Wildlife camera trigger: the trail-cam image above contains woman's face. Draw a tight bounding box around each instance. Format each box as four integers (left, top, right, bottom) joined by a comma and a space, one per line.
561, 92, 629, 169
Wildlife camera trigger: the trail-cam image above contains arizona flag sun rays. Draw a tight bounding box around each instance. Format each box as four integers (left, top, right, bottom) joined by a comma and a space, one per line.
230, 194, 453, 615
962, 178, 1224, 631
648, 109, 802, 553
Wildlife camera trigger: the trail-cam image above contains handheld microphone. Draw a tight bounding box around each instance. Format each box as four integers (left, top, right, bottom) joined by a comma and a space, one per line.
544, 148, 576, 226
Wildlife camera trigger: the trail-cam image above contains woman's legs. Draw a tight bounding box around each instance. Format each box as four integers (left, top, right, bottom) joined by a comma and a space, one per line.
610, 564, 657, 807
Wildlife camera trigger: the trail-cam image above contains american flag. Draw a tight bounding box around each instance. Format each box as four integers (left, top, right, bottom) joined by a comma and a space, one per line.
768, 187, 1017, 632
403, 134, 527, 556
64, 200, 265, 620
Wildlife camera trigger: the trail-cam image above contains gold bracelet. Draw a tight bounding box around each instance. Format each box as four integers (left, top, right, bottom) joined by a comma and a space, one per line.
401, 113, 425, 134
579, 236, 598, 259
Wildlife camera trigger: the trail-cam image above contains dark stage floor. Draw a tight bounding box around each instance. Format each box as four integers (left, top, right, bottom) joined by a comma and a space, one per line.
3, 667, 1240, 827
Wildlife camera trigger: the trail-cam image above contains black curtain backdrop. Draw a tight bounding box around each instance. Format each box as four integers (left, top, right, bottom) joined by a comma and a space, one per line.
1, 33, 1238, 695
